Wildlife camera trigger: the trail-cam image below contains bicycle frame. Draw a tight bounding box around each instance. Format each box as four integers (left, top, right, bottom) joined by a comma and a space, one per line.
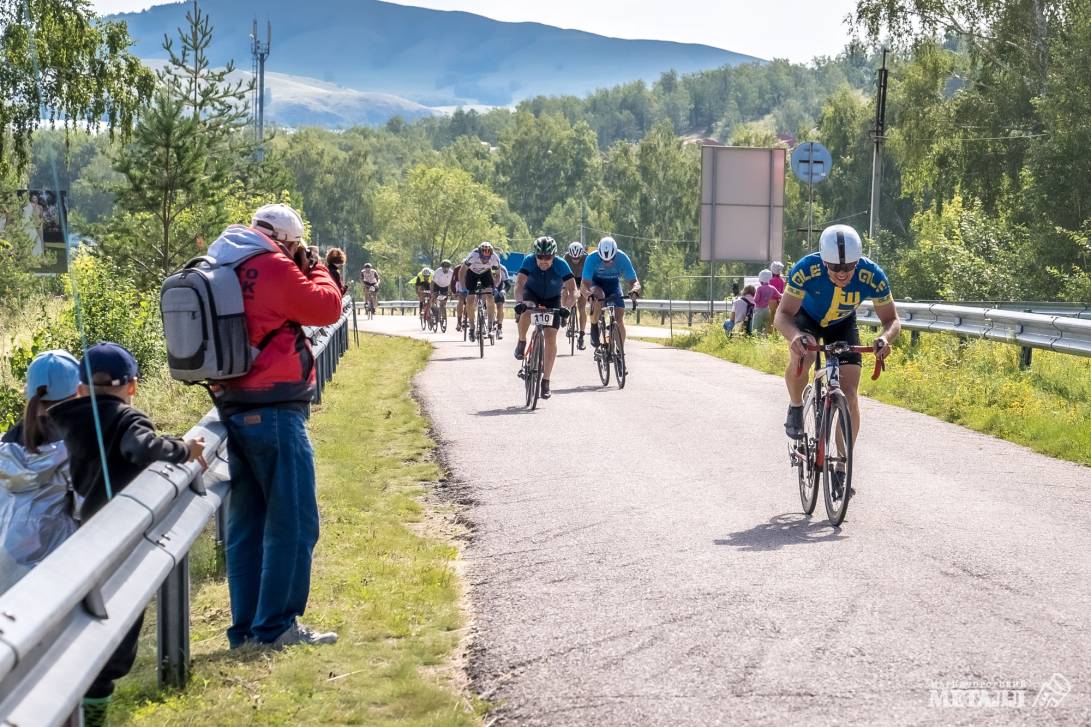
798, 342, 883, 469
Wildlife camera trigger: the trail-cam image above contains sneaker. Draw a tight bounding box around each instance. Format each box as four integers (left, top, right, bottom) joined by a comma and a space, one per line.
590, 324, 600, 348
82, 697, 110, 727
540, 379, 551, 399
514, 340, 526, 360
469, 327, 475, 342
578, 332, 586, 350
784, 404, 805, 440
270, 621, 338, 650
496, 326, 504, 340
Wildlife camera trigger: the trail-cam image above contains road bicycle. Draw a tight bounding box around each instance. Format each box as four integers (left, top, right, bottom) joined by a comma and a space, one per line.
517, 307, 565, 410
564, 300, 579, 356
363, 286, 377, 320
471, 285, 495, 358
592, 294, 637, 388
419, 292, 432, 331
789, 340, 884, 526
429, 294, 448, 333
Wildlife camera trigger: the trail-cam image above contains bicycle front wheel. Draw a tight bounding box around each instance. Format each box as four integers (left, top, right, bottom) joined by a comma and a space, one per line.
797, 385, 819, 515
595, 326, 610, 386
529, 330, 544, 410
568, 306, 577, 356
612, 323, 626, 388
822, 391, 854, 526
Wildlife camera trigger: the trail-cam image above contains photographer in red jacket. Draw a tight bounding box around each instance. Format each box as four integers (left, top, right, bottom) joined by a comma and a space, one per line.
208, 203, 344, 649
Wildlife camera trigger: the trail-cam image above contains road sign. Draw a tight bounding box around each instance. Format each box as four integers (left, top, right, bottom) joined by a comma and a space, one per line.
791, 142, 832, 184
699, 145, 785, 263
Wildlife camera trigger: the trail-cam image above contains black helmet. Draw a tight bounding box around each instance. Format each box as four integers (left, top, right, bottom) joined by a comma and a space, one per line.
533, 236, 557, 256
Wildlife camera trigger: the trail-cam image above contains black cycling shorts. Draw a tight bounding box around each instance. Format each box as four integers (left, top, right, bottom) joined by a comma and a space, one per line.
522, 290, 562, 328
794, 309, 862, 366
465, 270, 495, 294
431, 284, 450, 297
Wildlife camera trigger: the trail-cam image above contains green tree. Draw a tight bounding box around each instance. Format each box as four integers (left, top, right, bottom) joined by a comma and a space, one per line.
0, 0, 154, 175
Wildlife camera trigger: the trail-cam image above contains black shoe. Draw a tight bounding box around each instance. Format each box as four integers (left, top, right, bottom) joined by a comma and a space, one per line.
514, 340, 525, 360
785, 405, 805, 440
830, 467, 847, 501
590, 325, 600, 348
540, 379, 551, 399
578, 332, 586, 350
469, 327, 475, 342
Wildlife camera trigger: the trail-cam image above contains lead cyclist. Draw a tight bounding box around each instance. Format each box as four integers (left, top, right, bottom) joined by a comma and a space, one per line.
774, 225, 901, 463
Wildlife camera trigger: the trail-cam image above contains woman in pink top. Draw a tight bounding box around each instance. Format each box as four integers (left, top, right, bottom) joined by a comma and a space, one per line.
769, 261, 786, 295
751, 269, 781, 334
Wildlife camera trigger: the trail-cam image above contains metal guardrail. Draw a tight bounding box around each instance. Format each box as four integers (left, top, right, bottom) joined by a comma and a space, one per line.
0, 297, 354, 726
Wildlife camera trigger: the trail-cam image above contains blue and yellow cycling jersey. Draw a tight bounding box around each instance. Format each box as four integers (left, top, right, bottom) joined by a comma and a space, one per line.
581, 250, 637, 282
785, 253, 893, 327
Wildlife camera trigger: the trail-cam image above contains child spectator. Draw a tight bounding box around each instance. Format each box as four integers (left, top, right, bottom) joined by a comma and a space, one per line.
0, 350, 81, 593
48, 342, 205, 727
752, 269, 782, 334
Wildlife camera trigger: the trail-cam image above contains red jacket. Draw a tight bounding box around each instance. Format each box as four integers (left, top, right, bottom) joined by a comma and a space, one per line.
217, 238, 343, 412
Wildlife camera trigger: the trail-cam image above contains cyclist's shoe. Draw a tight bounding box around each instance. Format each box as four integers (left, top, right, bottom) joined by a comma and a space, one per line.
784, 405, 805, 440
590, 324, 600, 348
455, 322, 462, 331
496, 325, 504, 340
830, 466, 848, 502
578, 332, 586, 350
514, 340, 526, 360
469, 327, 476, 342
540, 379, 551, 399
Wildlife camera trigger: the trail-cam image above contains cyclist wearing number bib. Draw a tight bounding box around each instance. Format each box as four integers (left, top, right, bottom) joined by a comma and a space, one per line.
514, 237, 577, 399
775, 224, 901, 447
581, 237, 641, 348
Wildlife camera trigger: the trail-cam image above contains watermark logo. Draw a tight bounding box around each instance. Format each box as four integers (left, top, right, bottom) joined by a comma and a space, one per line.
929, 674, 1071, 710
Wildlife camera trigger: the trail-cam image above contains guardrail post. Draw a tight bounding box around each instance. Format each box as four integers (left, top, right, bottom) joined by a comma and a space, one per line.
910, 330, 920, 346
157, 554, 190, 690
636, 308, 641, 324
687, 311, 693, 326
1019, 346, 1033, 369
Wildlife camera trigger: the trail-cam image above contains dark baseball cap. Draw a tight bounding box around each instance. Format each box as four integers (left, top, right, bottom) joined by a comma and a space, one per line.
80, 342, 140, 386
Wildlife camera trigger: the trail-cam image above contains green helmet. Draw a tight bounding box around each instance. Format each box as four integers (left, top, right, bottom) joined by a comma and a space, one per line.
533, 236, 557, 256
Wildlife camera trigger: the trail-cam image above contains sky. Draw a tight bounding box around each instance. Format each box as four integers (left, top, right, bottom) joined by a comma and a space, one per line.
89, 0, 861, 63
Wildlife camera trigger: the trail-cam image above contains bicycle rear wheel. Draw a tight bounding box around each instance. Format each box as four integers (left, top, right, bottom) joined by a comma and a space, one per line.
596, 324, 610, 386
797, 384, 819, 515
822, 391, 854, 526
612, 323, 626, 388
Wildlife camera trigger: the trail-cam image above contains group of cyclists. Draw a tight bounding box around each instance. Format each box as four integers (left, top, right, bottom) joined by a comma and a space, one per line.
359, 223, 900, 442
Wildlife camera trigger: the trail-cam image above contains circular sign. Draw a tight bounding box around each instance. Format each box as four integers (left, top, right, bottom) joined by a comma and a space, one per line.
791, 141, 833, 184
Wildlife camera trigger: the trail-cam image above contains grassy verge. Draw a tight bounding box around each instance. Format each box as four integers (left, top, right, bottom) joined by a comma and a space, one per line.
111, 335, 480, 726
665, 322, 1091, 467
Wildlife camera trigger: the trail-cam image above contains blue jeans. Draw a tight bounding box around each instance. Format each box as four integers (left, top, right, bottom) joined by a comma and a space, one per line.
223, 407, 319, 646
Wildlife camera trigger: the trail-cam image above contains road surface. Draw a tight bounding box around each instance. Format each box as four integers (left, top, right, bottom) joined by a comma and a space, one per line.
356, 313, 1091, 726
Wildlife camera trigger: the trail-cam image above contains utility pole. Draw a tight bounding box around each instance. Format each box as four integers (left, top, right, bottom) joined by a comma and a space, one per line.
868, 48, 889, 246
580, 196, 586, 246
250, 19, 271, 162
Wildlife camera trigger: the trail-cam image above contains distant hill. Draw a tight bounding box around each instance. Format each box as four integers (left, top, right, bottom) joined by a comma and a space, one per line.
111, 0, 761, 111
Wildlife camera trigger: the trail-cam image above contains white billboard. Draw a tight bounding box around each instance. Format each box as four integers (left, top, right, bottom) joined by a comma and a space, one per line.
699, 146, 785, 263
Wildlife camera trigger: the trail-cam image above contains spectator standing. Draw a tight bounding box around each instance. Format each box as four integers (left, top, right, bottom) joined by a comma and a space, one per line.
725, 285, 756, 335
752, 269, 782, 334
325, 247, 347, 293
48, 343, 205, 727
0, 351, 81, 593
769, 261, 786, 295
208, 203, 343, 650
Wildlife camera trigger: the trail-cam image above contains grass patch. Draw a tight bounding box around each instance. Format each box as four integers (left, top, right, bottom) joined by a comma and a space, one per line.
110, 335, 480, 726
666, 321, 1091, 466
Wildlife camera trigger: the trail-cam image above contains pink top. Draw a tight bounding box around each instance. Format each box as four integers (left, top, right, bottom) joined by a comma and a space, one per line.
770, 275, 786, 294
753, 283, 782, 309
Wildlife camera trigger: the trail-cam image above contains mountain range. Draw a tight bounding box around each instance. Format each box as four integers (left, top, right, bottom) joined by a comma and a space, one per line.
111, 0, 761, 127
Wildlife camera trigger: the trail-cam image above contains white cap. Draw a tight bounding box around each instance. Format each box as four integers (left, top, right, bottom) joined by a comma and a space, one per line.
770, 261, 784, 274
758, 269, 773, 284
252, 203, 305, 244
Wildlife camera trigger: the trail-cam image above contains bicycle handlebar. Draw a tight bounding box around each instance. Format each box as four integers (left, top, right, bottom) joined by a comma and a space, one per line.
795, 341, 886, 381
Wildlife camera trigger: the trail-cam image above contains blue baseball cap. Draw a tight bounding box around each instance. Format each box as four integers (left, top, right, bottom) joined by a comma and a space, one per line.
80, 343, 140, 386
25, 350, 81, 401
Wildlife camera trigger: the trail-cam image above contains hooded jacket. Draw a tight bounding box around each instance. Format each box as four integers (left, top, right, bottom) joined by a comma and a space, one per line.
48, 395, 189, 521
206, 226, 344, 414
0, 427, 77, 592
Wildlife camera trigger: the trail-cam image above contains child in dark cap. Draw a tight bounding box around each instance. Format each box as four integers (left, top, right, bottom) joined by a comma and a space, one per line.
48, 342, 205, 726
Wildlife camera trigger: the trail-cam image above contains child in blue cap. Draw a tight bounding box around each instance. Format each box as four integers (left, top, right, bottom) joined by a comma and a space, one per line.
47, 342, 205, 726
0, 350, 82, 593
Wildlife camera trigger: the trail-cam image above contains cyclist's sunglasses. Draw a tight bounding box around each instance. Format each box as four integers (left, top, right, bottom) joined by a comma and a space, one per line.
827, 261, 857, 274
535, 253, 554, 260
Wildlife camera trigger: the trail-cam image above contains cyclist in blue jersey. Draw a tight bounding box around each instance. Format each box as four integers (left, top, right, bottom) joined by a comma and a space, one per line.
514, 236, 577, 399
775, 225, 901, 449
580, 237, 642, 348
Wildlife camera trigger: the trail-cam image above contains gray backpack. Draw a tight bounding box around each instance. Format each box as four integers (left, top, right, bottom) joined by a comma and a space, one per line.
160, 253, 265, 382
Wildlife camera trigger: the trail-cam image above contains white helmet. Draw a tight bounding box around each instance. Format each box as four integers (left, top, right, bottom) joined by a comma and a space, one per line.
758, 269, 773, 284
770, 261, 785, 275
567, 241, 585, 257
422, 267, 433, 276
597, 237, 618, 261
252, 203, 305, 244
819, 225, 863, 266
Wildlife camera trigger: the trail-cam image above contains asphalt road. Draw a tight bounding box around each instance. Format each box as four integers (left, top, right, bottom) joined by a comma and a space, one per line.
357, 312, 1091, 726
